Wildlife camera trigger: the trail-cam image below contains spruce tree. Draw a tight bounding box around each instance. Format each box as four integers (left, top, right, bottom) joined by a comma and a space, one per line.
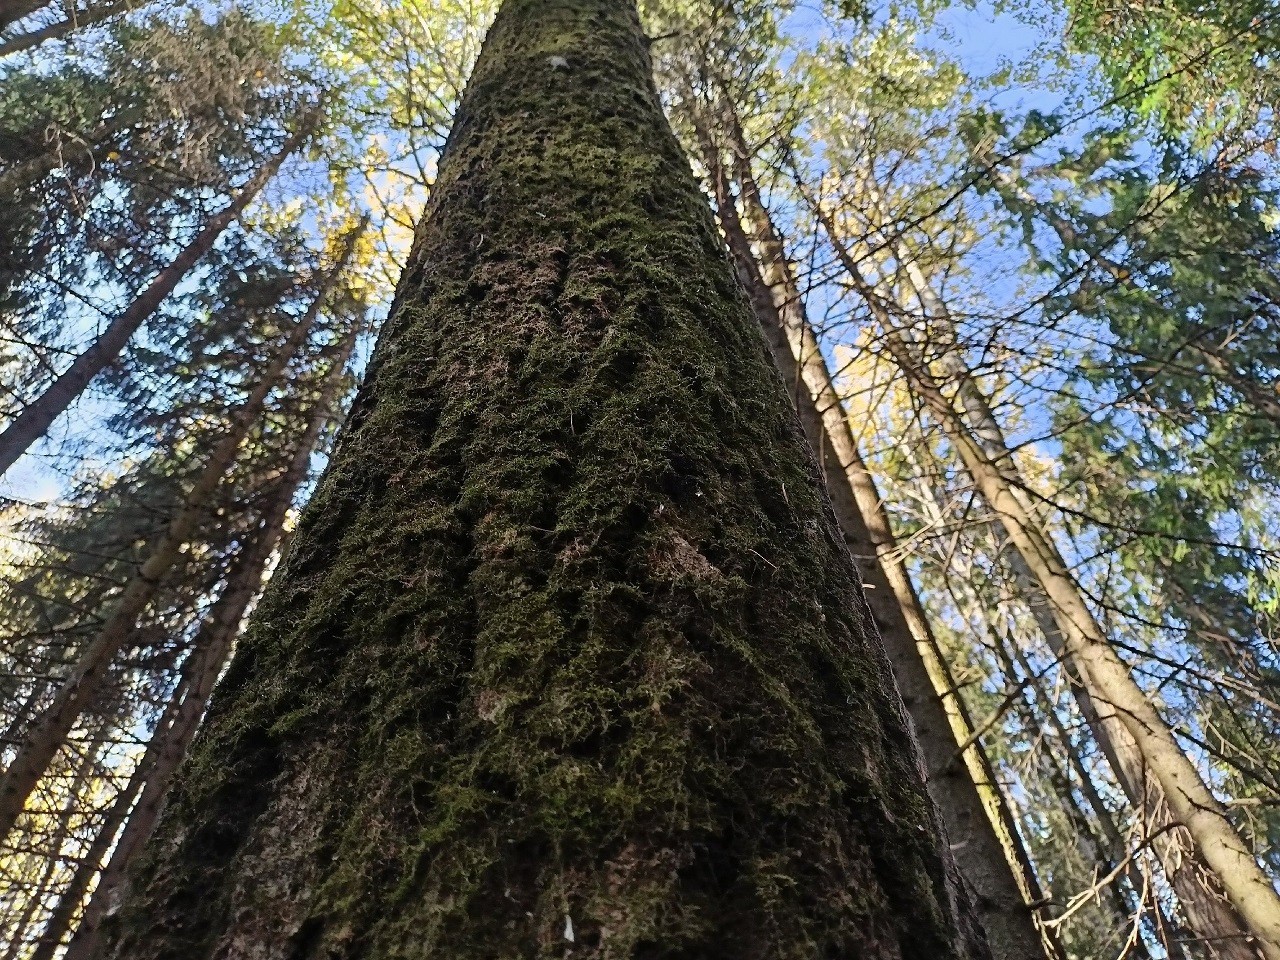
97, 2, 987, 957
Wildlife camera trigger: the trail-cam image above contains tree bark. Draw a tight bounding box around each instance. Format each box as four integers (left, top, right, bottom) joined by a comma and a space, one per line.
0, 227, 356, 842
811, 189, 1280, 960
94, 3, 989, 958
0, 0, 47, 31
0, 122, 309, 478
691, 109, 1056, 960
0, 0, 136, 58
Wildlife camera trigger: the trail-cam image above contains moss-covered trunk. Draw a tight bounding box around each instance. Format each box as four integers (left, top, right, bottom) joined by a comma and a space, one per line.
97, 2, 988, 957
689, 109, 1056, 960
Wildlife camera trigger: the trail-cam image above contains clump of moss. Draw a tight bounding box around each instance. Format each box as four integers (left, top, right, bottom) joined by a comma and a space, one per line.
101, 2, 986, 958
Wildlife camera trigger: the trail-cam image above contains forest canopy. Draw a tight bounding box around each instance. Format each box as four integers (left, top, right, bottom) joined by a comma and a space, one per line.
1, 1, 1278, 958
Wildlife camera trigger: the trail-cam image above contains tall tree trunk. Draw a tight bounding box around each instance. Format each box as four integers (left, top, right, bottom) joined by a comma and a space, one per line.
95, 4, 988, 958
33, 488, 324, 960
855, 173, 1275, 960
690, 109, 1055, 960
958, 548, 1172, 959
0, 122, 309, 478
60, 317, 360, 960
1, 844, 65, 960
0, 0, 47, 30
0, 227, 356, 841
996, 637, 1158, 953
851, 174, 1221, 958
1, 680, 47, 749
27, 752, 148, 960
0, 0, 136, 58
0, 739, 96, 960
810, 187, 1280, 959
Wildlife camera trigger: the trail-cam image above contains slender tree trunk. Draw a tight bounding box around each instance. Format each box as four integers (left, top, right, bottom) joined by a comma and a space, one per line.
1, 740, 95, 960
27, 755, 148, 960
0, 227, 355, 842
35, 481, 334, 960
857, 173, 1275, 960
61, 317, 360, 960
690, 109, 1055, 960
55, 566, 249, 960
0, 0, 47, 30
10, 318, 357, 960
0, 0, 135, 58
972, 571, 1173, 960
1, 849, 64, 960
811, 189, 1280, 959
0, 123, 309, 478
856, 177, 1231, 957
95, 4, 989, 958
1, 679, 47, 748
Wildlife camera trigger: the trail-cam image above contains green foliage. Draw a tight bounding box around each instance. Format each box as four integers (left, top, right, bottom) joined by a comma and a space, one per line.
1062, 0, 1278, 144
5, 0, 1280, 956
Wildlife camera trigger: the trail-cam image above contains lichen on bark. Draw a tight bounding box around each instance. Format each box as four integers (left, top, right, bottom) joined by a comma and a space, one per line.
97, 2, 988, 957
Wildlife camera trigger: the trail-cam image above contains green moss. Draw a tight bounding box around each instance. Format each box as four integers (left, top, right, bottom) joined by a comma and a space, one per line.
101, 2, 985, 958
